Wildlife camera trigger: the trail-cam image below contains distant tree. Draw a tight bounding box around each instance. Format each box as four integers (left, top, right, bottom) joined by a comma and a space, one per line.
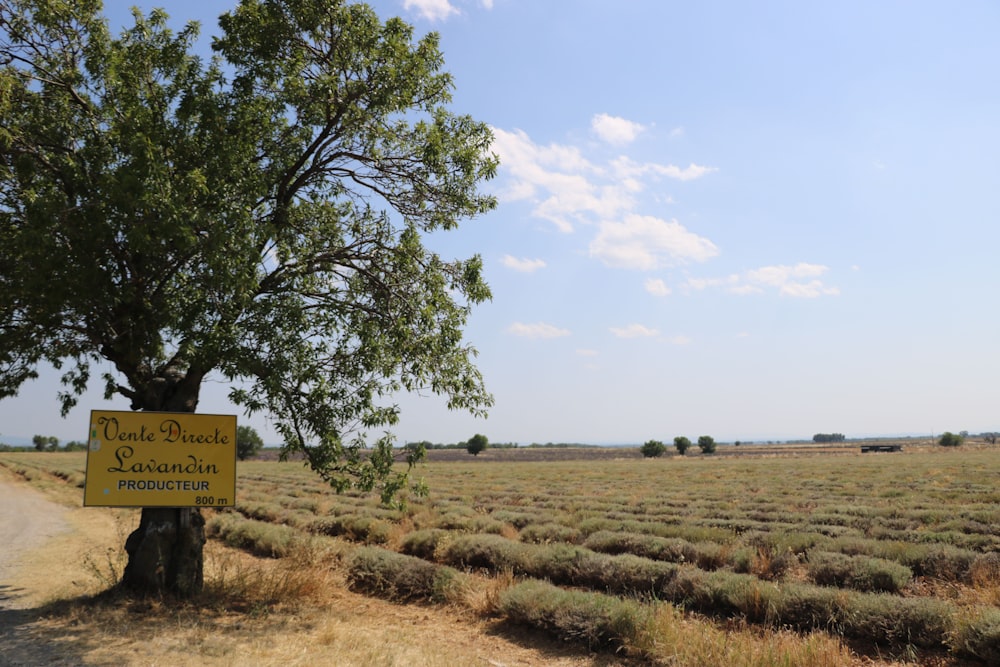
236, 425, 264, 461
32, 435, 58, 452
813, 433, 846, 443
939, 432, 963, 447
697, 435, 716, 454
63, 440, 87, 452
640, 439, 667, 458
734, 440, 741, 447
466, 433, 489, 456
673, 436, 691, 456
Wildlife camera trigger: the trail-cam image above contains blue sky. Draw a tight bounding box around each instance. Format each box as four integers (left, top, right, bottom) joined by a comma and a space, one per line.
2, 0, 999, 446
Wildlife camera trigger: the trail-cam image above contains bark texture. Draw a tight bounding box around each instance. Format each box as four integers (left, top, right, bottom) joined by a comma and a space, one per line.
122, 508, 205, 596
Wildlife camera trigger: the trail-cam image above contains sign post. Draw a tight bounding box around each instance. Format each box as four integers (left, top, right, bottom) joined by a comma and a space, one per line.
84, 410, 237, 508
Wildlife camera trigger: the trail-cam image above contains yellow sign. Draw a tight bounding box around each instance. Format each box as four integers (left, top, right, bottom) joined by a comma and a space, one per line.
84, 410, 237, 508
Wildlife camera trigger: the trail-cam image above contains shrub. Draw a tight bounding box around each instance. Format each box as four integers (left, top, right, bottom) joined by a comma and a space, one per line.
499, 579, 654, 651
583, 530, 699, 565
529, 544, 678, 594
640, 439, 667, 458
519, 522, 581, 544
207, 513, 304, 558
306, 514, 393, 544
673, 436, 691, 455
697, 435, 717, 454
807, 551, 912, 593
441, 533, 530, 572
399, 528, 451, 560
939, 431, 964, 447
347, 546, 465, 602
952, 607, 1000, 663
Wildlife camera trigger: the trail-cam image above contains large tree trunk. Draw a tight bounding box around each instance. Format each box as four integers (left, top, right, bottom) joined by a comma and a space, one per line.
122, 507, 205, 596
119, 369, 207, 596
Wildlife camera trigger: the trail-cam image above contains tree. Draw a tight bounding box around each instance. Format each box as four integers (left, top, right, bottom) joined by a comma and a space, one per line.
0, 0, 496, 596
673, 436, 691, 456
813, 433, 846, 443
939, 432, 963, 447
32, 434, 58, 452
697, 435, 716, 454
640, 439, 666, 458
466, 433, 488, 456
236, 425, 264, 461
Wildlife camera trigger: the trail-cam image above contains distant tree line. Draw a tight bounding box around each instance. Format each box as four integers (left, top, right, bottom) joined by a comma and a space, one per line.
813, 433, 846, 443
640, 435, 717, 457
12, 435, 89, 452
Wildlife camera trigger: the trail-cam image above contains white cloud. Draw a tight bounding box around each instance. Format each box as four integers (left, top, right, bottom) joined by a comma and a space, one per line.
490, 127, 716, 234
683, 263, 839, 298
664, 335, 692, 345
591, 113, 646, 146
576, 348, 598, 357
501, 255, 546, 273
744, 263, 839, 297
403, 0, 459, 20
610, 323, 659, 338
490, 127, 617, 233
778, 280, 840, 298
645, 278, 671, 297
507, 322, 571, 339
481, 0, 494, 7
589, 214, 719, 270
612, 156, 717, 183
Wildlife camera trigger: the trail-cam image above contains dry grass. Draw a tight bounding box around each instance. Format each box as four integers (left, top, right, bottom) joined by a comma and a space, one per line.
0, 469, 635, 666
4, 450, 996, 666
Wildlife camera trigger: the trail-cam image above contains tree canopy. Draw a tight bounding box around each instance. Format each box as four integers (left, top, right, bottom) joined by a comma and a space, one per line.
236, 424, 264, 460
0, 0, 497, 506
640, 439, 666, 458
466, 433, 488, 456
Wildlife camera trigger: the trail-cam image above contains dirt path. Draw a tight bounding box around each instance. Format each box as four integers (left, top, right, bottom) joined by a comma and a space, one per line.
0, 476, 76, 667
0, 478, 70, 610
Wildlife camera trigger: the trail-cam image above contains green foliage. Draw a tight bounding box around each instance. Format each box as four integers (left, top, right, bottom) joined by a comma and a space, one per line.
236, 425, 264, 460
466, 433, 488, 456
697, 435, 716, 454
813, 433, 846, 443
673, 436, 691, 455
939, 431, 964, 447
32, 435, 59, 452
640, 439, 666, 458
0, 0, 498, 506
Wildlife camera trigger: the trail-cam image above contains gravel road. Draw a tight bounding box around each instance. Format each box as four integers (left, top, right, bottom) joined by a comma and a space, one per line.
0, 478, 70, 610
